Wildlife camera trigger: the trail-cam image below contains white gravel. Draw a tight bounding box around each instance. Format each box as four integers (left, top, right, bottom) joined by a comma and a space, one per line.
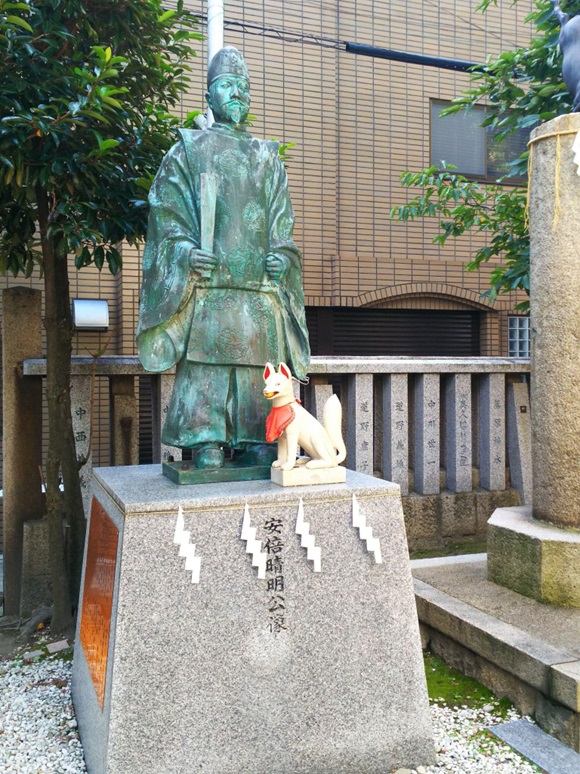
423, 700, 541, 773
0, 651, 541, 773
0, 654, 86, 773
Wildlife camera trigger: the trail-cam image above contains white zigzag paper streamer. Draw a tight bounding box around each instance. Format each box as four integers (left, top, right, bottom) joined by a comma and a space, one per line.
352, 493, 383, 564
573, 131, 580, 176
295, 498, 321, 572
241, 504, 268, 579
173, 505, 201, 583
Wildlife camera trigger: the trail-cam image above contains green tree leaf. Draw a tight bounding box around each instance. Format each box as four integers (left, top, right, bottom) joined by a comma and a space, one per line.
5, 14, 33, 32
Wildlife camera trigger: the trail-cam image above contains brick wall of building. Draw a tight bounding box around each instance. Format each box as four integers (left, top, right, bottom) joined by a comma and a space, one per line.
0, 0, 534, 485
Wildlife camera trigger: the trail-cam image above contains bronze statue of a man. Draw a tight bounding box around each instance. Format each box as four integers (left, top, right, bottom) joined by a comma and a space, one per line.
137, 47, 310, 469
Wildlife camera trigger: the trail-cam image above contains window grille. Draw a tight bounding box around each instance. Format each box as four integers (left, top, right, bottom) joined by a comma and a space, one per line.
508, 316, 530, 358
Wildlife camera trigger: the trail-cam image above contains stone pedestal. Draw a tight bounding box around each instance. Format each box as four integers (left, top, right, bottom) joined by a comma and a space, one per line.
72, 465, 434, 774
487, 114, 580, 607
271, 463, 346, 487
488, 506, 580, 607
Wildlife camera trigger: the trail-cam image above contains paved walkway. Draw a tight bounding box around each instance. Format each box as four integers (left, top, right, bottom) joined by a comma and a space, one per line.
412, 555, 580, 659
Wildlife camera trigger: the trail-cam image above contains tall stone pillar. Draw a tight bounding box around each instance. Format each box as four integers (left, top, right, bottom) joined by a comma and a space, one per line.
2, 288, 43, 616
528, 114, 580, 528
487, 114, 580, 607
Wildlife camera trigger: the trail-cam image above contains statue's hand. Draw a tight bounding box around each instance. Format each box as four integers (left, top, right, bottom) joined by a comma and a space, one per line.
265, 253, 289, 281
190, 249, 218, 282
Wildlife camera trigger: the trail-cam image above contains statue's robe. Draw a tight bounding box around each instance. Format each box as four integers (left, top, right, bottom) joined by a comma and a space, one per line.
137, 124, 310, 449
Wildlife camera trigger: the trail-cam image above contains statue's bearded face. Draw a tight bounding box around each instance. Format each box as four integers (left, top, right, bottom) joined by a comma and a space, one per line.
207, 75, 250, 126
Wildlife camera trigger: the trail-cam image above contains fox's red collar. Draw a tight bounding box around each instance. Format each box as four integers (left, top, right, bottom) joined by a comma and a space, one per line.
265, 399, 301, 442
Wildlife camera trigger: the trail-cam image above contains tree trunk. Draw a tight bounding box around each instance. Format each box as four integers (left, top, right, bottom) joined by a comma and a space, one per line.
37, 187, 86, 633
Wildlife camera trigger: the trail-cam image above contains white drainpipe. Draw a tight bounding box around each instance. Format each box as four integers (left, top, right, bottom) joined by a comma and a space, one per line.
206, 0, 224, 127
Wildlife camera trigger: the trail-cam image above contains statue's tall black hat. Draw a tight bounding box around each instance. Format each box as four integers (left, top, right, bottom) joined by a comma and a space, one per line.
207, 47, 250, 87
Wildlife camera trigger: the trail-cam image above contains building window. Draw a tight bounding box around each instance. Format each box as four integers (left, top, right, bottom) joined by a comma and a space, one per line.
508, 316, 530, 357
430, 101, 528, 182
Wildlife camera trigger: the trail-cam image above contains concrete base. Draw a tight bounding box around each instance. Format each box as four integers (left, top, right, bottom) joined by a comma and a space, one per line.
413, 555, 580, 752
402, 486, 520, 551
488, 506, 580, 607
72, 465, 434, 774
271, 464, 347, 487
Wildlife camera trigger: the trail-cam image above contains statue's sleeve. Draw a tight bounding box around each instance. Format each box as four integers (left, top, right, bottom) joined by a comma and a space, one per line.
137, 139, 200, 372
267, 151, 311, 379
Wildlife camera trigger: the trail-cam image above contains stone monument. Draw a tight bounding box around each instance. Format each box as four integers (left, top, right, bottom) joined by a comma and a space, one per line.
72, 46, 434, 774
72, 468, 435, 773
487, 113, 580, 607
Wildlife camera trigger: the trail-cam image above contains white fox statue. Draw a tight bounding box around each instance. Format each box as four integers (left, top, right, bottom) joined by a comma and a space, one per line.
263, 361, 347, 471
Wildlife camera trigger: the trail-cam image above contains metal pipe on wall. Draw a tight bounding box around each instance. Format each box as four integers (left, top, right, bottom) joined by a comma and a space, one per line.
206, 0, 224, 127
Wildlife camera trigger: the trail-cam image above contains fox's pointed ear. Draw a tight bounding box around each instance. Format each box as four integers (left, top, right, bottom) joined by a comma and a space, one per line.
263, 362, 275, 380
278, 362, 292, 380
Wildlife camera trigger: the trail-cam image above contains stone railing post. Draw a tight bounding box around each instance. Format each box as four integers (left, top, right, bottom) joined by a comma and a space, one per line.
479, 373, 506, 491
506, 380, 532, 506
304, 377, 332, 423
445, 374, 472, 493
2, 288, 43, 616
152, 373, 182, 463
109, 375, 138, 466
382, 374, 409, 494
346, 373, 374, 475
413, 374, 440, 495
70, 374, 93, 517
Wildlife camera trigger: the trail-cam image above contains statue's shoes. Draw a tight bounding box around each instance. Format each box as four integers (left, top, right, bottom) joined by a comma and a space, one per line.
237, 443, 277, 467
194, 444, 225, 469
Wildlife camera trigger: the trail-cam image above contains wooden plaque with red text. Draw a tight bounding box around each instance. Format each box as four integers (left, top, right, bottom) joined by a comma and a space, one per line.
80, 498, 119, 709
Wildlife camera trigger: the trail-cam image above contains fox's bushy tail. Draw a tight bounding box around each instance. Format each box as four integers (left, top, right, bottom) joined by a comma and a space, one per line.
322, 394, 347, 464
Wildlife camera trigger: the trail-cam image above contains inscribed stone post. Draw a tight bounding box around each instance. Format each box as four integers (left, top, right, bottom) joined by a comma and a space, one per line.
479, 373, 506, 491
382, 374, 409, 494
71, 374, 93, 518
413, 374, 440, 495
445, 374, 472, 493
506, 381, 532, 506
347, 373, 374, 475
304, 382, 333, 423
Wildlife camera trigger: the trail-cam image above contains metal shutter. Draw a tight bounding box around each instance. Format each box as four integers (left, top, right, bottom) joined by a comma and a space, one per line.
138, 376, 154, 464
306, 308, 480, 356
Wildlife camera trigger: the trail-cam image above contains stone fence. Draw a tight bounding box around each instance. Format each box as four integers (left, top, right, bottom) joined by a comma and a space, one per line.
20, 354, 531, 509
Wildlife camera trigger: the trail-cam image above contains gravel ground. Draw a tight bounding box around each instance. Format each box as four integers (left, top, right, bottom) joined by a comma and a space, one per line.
423, 700, 541, 773
0, 650, 542, 774
0, 654, 86, 774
